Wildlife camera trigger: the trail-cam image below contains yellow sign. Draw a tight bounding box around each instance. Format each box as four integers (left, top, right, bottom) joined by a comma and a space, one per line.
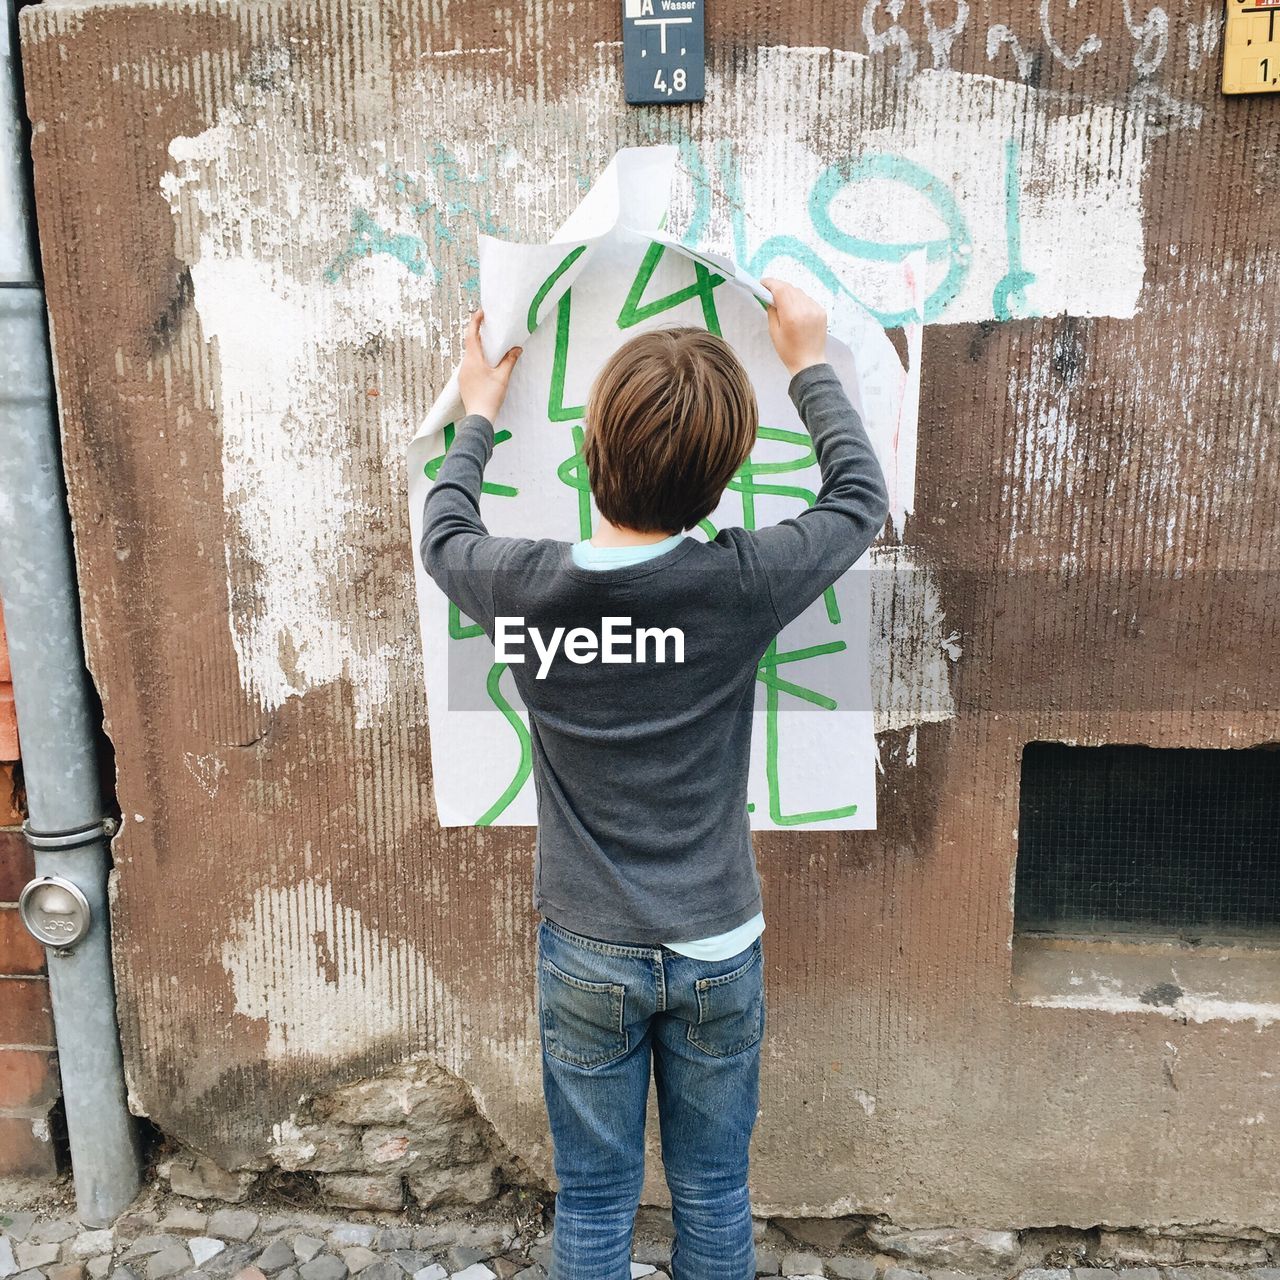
1223, 0, 1280, 94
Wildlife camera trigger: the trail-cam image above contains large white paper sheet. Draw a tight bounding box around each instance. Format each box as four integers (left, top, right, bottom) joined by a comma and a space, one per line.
407, 146, 920, 830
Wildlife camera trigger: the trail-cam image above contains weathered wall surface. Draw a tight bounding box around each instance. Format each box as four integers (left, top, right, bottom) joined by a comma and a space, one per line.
17, 0, 1280, 1226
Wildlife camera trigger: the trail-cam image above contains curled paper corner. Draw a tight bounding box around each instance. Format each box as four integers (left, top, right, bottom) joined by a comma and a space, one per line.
412, 145, 787, 453
475, 146, 689, 371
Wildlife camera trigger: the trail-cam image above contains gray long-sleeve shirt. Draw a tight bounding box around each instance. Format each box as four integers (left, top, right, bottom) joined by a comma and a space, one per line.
420, 361, 890, 944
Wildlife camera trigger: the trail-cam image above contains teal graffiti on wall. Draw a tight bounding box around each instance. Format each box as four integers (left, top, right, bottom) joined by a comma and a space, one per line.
676, 135, 1038, 326
325, 144, 518, 292
324, 137, 1038, 326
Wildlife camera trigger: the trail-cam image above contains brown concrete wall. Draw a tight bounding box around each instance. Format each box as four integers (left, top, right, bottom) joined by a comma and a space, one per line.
16, 0, 1280, 1227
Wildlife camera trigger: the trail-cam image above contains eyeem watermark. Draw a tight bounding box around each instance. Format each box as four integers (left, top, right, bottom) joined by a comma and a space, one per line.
494, 616, 685, 679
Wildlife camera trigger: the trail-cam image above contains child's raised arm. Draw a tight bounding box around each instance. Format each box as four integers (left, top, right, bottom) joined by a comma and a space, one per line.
748, 279, 891, 631
419, 311, 524, 633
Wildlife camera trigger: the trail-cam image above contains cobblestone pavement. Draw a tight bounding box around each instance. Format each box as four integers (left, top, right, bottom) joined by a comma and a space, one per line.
4, 1184, 1280, 1280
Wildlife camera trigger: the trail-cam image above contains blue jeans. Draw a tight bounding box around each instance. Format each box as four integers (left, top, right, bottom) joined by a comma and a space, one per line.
536, 916, 765, 1280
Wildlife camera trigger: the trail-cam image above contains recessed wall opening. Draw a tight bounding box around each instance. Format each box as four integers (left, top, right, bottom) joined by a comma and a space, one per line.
1014, 742, 1280, 945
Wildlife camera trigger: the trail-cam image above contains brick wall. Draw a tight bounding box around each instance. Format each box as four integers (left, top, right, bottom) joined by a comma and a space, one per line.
0, 607, 60, 1177
0, 603, 16, 761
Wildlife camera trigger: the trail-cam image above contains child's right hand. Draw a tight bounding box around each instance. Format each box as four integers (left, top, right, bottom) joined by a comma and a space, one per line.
759, 278, 829, 378
458, 309, 523, 422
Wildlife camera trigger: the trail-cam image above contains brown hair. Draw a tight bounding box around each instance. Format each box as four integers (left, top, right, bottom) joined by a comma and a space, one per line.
581, 327, 758, 534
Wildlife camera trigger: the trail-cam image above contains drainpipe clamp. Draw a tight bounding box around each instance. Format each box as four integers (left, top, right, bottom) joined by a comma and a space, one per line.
23, 816, 119, 852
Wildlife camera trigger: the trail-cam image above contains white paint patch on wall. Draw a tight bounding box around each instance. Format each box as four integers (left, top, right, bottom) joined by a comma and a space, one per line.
1025, 990, 1280, 1030
868, 547, 958, 733
220, 877, 432, 1060
1001, 331, 1083, 567
666, 47, 1148, 325
1002, 250, 1278, 571
1123, 251, 1280, 573
162, 108, 434, 726
187, 251, 409, 722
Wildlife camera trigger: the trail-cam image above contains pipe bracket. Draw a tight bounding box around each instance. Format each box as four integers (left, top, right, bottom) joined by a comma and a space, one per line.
24, 816, 119, 852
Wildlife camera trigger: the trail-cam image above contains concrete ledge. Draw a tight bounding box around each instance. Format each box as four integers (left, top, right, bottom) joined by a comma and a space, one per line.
1012, 933, 1280, 1026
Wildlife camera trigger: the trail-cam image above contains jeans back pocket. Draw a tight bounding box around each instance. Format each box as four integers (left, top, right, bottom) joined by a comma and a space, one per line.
538, 953, 630, 1069
687, 938, 765, 1058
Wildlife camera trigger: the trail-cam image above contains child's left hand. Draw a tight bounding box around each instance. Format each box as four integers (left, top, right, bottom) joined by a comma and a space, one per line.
458, 310, 523, 422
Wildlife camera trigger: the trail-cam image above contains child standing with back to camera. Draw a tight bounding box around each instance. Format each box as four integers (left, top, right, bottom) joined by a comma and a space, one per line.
420, 278, 889, 1280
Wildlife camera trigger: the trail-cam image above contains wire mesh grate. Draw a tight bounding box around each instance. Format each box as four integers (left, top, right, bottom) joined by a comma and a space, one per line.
1014, 742, 1280, 941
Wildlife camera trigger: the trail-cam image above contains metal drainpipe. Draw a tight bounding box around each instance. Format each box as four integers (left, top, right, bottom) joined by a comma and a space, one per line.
0, 0, 143, 1226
